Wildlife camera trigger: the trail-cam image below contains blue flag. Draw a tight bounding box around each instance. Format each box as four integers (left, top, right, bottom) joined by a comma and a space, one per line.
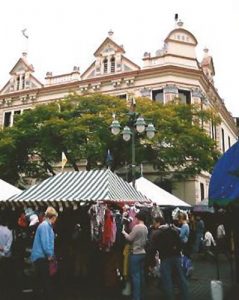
106, 149, 113, 167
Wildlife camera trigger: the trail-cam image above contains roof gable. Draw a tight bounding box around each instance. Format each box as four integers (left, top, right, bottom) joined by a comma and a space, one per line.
10, 57, 34, 75
0, 73, 43, 95
94, 37, 125, 57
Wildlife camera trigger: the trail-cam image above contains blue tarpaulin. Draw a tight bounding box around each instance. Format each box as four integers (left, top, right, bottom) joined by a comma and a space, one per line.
209, 140, 239, 206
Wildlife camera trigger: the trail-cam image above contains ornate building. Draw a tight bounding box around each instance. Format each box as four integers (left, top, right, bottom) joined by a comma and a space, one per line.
0, 20, 238, 204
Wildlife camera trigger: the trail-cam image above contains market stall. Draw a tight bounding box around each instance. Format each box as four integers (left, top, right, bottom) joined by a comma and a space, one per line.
1, 169, 152, 298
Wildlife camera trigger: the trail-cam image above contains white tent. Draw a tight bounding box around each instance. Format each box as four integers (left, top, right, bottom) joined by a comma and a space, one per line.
0, 179, 22, 201
134, 177, 191, 207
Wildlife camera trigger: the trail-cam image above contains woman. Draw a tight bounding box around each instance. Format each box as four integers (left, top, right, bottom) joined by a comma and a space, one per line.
31, 206, 58, 300
122, 210, 148, 300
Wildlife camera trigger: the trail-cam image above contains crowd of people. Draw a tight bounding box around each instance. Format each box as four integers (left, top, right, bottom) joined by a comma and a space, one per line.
0, 202, 232, 300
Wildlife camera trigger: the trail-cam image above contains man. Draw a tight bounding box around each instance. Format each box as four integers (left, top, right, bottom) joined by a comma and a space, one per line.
193, 215, 205, 253
31, 206, 58, 300
148, 216, 189, 300
0, 215, 13, 300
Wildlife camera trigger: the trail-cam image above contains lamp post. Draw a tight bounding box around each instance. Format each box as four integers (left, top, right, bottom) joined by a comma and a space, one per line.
110, 107, 156, 187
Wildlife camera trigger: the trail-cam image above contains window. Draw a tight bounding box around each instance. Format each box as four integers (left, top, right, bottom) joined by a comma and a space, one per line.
211, 120, 217, 140
16, 76, 20, 90
110, 57, 115, 73
4, 112, 12, 127
13, 110, 21, 124
103, 58, 108, 74
178, 89, 191, 104
221, 128, 225, 152
228, 136, 231, 149
152, 89, 164, 104
22, 74, 25, 89
117, 94, 127, 99
200, 183, 205, 201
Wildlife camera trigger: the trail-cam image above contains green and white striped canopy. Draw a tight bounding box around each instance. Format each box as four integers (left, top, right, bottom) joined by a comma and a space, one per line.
8, 169, 150, 203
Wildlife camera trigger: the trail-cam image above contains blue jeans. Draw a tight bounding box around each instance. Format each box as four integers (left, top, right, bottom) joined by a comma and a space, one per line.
129, 253, 146, 300
160, 256, 189, 300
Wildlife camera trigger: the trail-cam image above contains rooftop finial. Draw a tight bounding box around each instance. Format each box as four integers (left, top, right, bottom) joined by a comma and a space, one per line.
108, 29, 114, 37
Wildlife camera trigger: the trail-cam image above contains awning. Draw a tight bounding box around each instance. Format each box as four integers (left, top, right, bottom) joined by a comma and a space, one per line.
8, 169, 150, 203
209, 141, 239, 206
0, 179, 22, 201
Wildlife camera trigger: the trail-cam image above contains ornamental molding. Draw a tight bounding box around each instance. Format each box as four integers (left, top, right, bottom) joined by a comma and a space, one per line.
164, 84, 178, 94
140, 87, 151, 97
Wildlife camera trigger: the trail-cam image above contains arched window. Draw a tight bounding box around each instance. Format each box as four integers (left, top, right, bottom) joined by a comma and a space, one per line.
111, 57, 115, 73
103, 58, 108, 74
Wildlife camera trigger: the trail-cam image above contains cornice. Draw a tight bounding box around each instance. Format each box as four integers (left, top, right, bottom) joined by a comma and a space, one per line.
0, 64, 237, 134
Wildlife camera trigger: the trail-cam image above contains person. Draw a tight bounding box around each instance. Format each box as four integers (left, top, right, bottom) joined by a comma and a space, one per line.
204, 229, 216, 258
31, 206, 58, 300
193, 215, 205, 253
122, 210, 148, 300
0, 215, 13, 300
176, 212, 190, 257
148, 216, 164, 240
148, 216, 189, 300
216, 223, 226, 253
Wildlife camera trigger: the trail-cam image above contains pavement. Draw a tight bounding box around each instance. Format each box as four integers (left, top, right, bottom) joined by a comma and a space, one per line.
19, 252, 238, 300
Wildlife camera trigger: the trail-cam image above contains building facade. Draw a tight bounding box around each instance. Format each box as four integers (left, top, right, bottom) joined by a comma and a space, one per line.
0, 20, 238, 204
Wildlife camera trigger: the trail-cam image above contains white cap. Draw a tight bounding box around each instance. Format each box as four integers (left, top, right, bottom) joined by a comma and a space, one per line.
29, 214, 39, 226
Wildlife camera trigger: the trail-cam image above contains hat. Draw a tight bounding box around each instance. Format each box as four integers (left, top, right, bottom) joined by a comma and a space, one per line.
29, 214, 39, 226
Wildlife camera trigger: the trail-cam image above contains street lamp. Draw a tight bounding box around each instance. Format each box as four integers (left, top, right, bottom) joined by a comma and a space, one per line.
110, 109, 156, 187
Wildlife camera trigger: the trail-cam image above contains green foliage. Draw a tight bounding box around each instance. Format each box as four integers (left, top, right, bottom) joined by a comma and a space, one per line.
0, 94, 220, 186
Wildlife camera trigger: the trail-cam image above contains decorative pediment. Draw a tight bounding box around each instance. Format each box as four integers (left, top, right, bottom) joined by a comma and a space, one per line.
0, 53, 42, 95
165, 28, 198, 46
81, 35, 140, 80
94, 37, 125, 57
10, 54, 34, 75
0, 74, 43, 95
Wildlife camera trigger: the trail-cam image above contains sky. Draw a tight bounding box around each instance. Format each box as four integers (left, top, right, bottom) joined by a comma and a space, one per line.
1, 0, 239, 116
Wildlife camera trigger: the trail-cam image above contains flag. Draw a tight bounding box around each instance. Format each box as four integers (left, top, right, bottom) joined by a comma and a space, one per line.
21, 28, 29, 39
106, 149, 113, 168
61, 152, 68, 171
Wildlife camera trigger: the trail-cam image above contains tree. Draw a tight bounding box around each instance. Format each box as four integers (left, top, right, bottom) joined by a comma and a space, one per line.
0, 94, 220, 186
